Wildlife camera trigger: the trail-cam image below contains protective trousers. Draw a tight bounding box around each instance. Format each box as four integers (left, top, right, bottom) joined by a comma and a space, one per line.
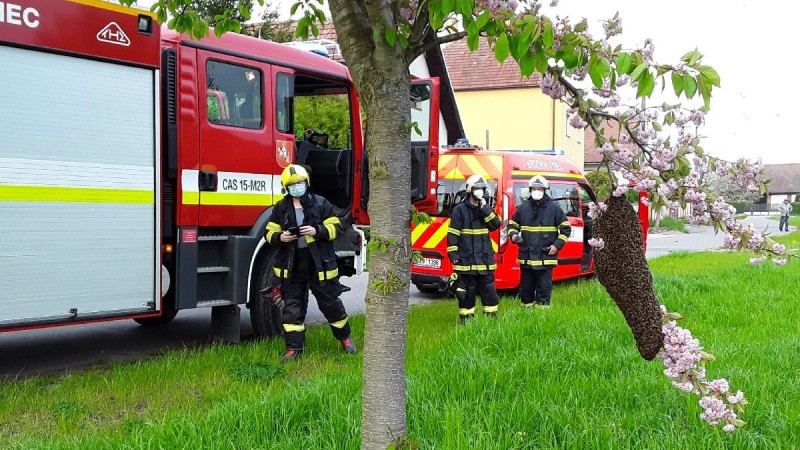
281, 248, 350, 350
456, 273, 499, 320
519, 267, 553, 306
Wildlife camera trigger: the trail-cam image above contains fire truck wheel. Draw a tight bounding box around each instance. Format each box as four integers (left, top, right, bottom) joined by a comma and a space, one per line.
249, 249, 283, 338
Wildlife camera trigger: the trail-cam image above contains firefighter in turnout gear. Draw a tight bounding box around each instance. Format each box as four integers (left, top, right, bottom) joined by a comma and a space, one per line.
447, 174, 502, 323
507, 175, 572, 308
265, 165, 357, 363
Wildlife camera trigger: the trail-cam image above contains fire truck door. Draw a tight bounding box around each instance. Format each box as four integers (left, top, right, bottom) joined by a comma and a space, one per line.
409, 78, 441, 212
549, 182, 585, 266
195, 51, 277, 227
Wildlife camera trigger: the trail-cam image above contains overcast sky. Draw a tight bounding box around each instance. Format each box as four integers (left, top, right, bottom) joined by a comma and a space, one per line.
138, 0, 797, 164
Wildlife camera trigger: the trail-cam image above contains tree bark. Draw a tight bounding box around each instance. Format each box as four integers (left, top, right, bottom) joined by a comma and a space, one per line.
328, 1, 413, 448
593, 196, 664, 360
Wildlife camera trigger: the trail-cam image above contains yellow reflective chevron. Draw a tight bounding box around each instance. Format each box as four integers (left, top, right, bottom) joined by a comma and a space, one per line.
411, 221, 432, 243
484, 305, 499, 313
283, 323, 305, 332
438, 154, 503, 181
423, 221, 449, 248
459, 307, 476, 315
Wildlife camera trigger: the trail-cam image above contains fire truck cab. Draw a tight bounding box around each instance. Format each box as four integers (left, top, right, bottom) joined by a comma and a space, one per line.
0, 0, 441, 339
411, 145, 644, 293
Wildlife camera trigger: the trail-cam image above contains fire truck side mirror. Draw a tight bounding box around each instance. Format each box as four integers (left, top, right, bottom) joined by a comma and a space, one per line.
409, 84, 431, 103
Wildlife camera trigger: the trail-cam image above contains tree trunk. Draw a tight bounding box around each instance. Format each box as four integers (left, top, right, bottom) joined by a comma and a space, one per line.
593, 196, 664, 360
328, 2, 413, 448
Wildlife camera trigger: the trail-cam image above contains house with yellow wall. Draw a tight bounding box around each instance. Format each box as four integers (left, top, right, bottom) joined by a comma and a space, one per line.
443, 39, 584, 168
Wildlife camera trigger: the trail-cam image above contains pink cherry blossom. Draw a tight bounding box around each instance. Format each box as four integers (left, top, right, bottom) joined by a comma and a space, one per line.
588, 237, 605, 250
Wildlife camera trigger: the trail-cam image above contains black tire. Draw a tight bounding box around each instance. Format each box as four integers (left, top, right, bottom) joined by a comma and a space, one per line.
414, 284, 443, 295
249, 248, 283, 338
134, 284, 178, 327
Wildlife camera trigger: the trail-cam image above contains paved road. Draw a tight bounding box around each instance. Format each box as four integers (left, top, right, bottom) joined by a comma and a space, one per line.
0, 215, 789, 378
645, 215, 789, 259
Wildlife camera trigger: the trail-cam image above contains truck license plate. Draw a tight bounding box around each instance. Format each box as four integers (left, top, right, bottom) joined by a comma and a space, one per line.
414, 257, 441, 269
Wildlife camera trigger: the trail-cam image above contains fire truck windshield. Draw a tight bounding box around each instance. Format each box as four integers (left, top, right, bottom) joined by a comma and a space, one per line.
434, 179, 498, 217
513, 182, 581, 217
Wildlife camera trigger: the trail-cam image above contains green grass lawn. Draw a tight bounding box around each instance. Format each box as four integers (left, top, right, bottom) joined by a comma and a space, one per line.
1, 233, 799, 449
650, 216, 688, 233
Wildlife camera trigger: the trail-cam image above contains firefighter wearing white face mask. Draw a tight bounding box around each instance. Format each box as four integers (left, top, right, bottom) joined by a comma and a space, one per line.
265, 164, 356, 363
507, 175, 572, 308
446, 174, 501, 323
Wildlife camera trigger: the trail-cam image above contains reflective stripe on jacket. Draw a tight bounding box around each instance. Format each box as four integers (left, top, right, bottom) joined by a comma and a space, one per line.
507, 195, 571, 269
447, 200, 501, 273
265, 194, 343, 281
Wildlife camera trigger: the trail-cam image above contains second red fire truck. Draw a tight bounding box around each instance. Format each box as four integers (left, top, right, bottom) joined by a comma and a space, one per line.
411, 144, 650, 293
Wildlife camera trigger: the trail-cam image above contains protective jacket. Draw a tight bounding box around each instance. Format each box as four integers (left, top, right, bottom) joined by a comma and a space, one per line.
508, 194, 571, 269
265, 193, 343, 282
447, 200, 501, 274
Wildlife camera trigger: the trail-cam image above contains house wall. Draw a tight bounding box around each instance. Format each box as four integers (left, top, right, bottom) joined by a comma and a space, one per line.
454, 87, 584, 167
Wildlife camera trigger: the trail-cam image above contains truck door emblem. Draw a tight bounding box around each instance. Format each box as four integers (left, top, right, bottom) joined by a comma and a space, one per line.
276, 140, 294, 168
97, 22, 131, 46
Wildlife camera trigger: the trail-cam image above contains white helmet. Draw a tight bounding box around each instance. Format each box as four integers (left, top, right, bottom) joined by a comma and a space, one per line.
528, 175, 549, 189
465, 174, 488, 191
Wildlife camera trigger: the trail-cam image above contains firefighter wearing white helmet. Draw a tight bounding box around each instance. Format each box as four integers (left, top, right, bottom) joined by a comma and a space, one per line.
446, 174, 501, 324
265, 164, 357, 362
507, 175, 572, 308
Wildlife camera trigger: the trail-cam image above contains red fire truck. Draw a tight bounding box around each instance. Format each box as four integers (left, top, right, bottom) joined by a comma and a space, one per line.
411, 144, 650, 293
0, 0, 441, 340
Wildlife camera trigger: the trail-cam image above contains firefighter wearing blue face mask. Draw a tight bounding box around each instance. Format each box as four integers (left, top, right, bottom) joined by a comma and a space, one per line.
265, 164, 356, 363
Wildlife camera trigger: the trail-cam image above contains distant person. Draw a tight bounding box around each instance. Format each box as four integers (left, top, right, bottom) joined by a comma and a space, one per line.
507, 176, 571, 308
778, 198, 793, 232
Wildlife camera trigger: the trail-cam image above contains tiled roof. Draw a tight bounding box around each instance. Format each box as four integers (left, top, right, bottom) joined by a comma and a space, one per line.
584, 121, 633, 164
763, 164, 800, 193
443, 39, 541, 91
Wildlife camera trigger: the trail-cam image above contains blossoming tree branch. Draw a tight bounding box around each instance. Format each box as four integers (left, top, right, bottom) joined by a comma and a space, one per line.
131, 0, 797, 445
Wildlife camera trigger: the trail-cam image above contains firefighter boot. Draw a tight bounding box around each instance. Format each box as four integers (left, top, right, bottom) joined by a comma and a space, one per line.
459, 314, 475, 325
341, 337, 357, 354
280, 349, 304, 364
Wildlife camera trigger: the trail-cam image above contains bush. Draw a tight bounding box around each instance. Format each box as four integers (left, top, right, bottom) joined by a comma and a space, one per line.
728, 202, 749, 214
792, 202, 800, 215
585, 170, 612, 200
